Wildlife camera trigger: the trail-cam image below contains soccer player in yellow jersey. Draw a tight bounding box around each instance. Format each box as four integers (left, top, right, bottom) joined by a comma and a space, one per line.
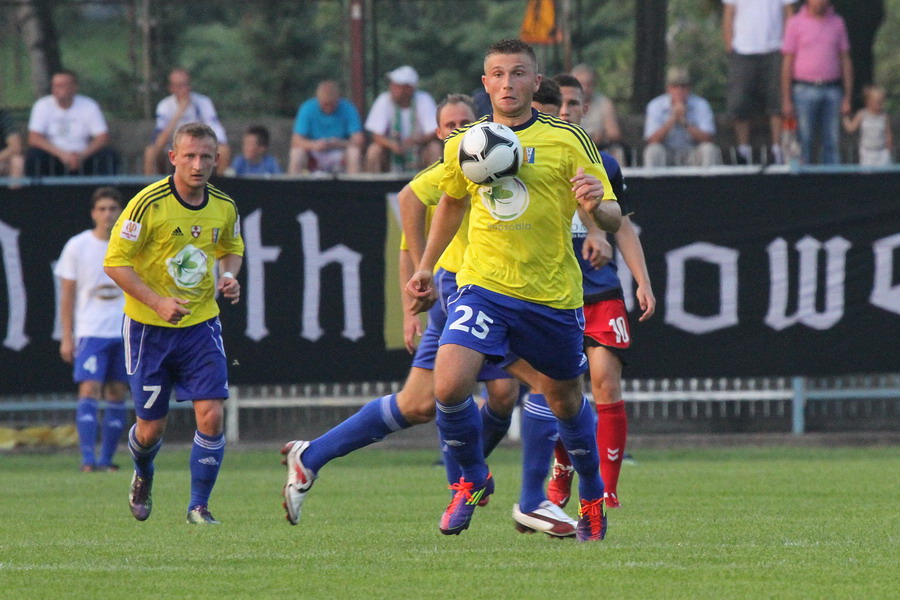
104, 122, 244, 525
280, 95, 523, 528
406, 39, 621, 541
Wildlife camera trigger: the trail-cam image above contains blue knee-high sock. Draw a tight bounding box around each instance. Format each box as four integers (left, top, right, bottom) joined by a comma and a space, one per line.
128, 424, 162, 480
442, 429, 463, 487
75, 397, 98, 466
302, 394, 410, 474
480, 402, 512, 459
98, 403, 126, 466
189, 430, 225, 510
435, 396, 487, 486
556, 397, 604, 502
519, 394, 558, 513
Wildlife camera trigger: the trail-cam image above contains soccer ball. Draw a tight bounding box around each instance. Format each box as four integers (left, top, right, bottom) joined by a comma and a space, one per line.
458, 122, 524, 185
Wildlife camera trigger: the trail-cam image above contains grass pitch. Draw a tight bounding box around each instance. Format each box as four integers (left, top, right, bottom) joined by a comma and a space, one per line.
1, 445, 897, 599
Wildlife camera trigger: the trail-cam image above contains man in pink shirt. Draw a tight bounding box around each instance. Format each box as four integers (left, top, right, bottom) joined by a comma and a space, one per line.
781, 0, 853, 164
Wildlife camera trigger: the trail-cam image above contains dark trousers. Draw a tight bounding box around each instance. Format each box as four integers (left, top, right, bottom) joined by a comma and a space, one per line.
25, 147, 121, 176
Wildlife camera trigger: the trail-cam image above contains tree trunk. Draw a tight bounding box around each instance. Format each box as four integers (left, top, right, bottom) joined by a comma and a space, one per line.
15, 0, 62, 97
632, 0, 667, 114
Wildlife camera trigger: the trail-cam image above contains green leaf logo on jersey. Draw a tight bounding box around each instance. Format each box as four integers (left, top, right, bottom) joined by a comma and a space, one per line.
166, 244, 208, 289
479, 176, 529, 222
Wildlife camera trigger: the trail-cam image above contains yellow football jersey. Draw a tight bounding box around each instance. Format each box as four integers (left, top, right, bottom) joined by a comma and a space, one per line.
104, 177, 244, 327
441, 111, 617, 309
408, 160, 469, 273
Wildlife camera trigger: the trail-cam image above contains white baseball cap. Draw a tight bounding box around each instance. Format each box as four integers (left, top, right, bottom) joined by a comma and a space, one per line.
387, 65, 419, 87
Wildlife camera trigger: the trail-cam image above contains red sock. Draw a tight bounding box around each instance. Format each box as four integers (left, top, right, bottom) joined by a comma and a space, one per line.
596, 401, 627, 494
553, 437, 571, 468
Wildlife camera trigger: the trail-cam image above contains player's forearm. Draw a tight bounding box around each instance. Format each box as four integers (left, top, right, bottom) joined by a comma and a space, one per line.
59, 280, 76, 341
614, 218, 651, 289
590, 200, 621, 234
418, 194, 466, 273
398, 185, 428, 266
104, 265, 165, 312
218, 254, 243, 278
399, 249, 414, 298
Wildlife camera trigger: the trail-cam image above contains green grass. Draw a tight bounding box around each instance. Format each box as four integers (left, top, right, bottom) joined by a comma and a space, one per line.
1, 446, 897, 599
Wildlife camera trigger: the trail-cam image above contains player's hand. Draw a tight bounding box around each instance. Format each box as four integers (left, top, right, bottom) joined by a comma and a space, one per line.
571, 167, 604, 213
59, 338, 74, 364
635, 284, 657, 322
155, 297, 191, 325
405, 270, 436, 314
582, 230, 613, 269
218, 274, 240, 305
403, 310, 423, 354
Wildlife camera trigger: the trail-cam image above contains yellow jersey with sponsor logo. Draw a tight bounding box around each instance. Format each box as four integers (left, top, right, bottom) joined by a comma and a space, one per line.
440, 110, 616, 309
104, 177, 244, 327
406, 160, 469, 274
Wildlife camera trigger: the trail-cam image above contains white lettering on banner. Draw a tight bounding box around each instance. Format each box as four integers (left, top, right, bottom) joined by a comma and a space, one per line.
765, 236, 851, 331
665, 242, 739, 334
870, 233, 900, 316
0, 219, 29, 350
297, 210, 364, 342
242, 209, 282, 341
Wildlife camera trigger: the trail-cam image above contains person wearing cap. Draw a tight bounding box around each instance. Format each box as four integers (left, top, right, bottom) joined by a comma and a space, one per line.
643, 67, 721, 168
364, 65, 440, 173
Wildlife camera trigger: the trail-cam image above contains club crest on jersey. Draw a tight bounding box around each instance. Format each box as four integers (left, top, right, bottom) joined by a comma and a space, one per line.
191, 225, 202, 238
211, 228, 220, 243
525, 147, 535, 164
120, 219, 141, 241
479, 176, 530, 222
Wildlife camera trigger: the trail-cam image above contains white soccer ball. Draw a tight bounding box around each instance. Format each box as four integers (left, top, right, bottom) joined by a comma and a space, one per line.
458, 122, 524, 185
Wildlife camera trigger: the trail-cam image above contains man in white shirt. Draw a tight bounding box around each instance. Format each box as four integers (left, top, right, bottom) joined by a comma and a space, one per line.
26, 70, 119, 176
364, 65, 440, 173
143, 68, 231, 175
55, 187, 128, 472
723, 0, 795, 164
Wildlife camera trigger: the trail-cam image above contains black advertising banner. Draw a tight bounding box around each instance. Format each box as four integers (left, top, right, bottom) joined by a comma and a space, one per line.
0, 171, 898, 394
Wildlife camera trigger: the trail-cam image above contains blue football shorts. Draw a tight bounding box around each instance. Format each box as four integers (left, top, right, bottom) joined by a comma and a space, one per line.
73, 336, 127, 384
412, 269, 514, 381
439, 285, 588, 381
124, 316, 229, 421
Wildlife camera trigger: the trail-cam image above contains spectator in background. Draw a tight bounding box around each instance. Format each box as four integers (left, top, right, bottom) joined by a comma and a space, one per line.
781, 0, 853, 165
0, 108, 25, 184
843, 84, 893, 166
144, 68, 230, 176
643, 67, 721, 167
55, 187, 128, 473
230, 125, 281, 176
364, 66, 440, 173
722, 0, 795, 165
289, 80, 363, 175
26, 70, 120, 176
571, 63, 627, 165
531, 77, 562, 116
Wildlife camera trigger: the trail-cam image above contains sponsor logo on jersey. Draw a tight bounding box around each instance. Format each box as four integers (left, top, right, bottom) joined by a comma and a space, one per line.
479, 177, 530, 222
166, 243, 208, 289
172, 227, 184, 236
525, 147, 535, 163
120, 220, 141, 241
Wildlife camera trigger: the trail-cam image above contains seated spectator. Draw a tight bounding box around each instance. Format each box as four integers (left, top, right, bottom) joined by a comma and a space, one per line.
364, 66, 440, 173
643, 67, 722, 167
571, 63, 628, 164
25, 70, 120, 176
843, 84, 893, 166
143, 67, 230, 175
0, 108, 25, 184
289, 80, 363, 175
229, 125, 282, 176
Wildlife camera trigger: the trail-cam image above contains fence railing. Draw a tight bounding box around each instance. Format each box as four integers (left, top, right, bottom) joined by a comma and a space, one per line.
3, 375, 897, 444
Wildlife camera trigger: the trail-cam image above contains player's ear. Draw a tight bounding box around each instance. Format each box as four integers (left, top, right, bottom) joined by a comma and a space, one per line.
533, 73, 542, 93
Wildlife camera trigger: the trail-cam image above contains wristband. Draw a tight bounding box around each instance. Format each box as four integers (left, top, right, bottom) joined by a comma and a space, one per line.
221, 271, 234, 280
